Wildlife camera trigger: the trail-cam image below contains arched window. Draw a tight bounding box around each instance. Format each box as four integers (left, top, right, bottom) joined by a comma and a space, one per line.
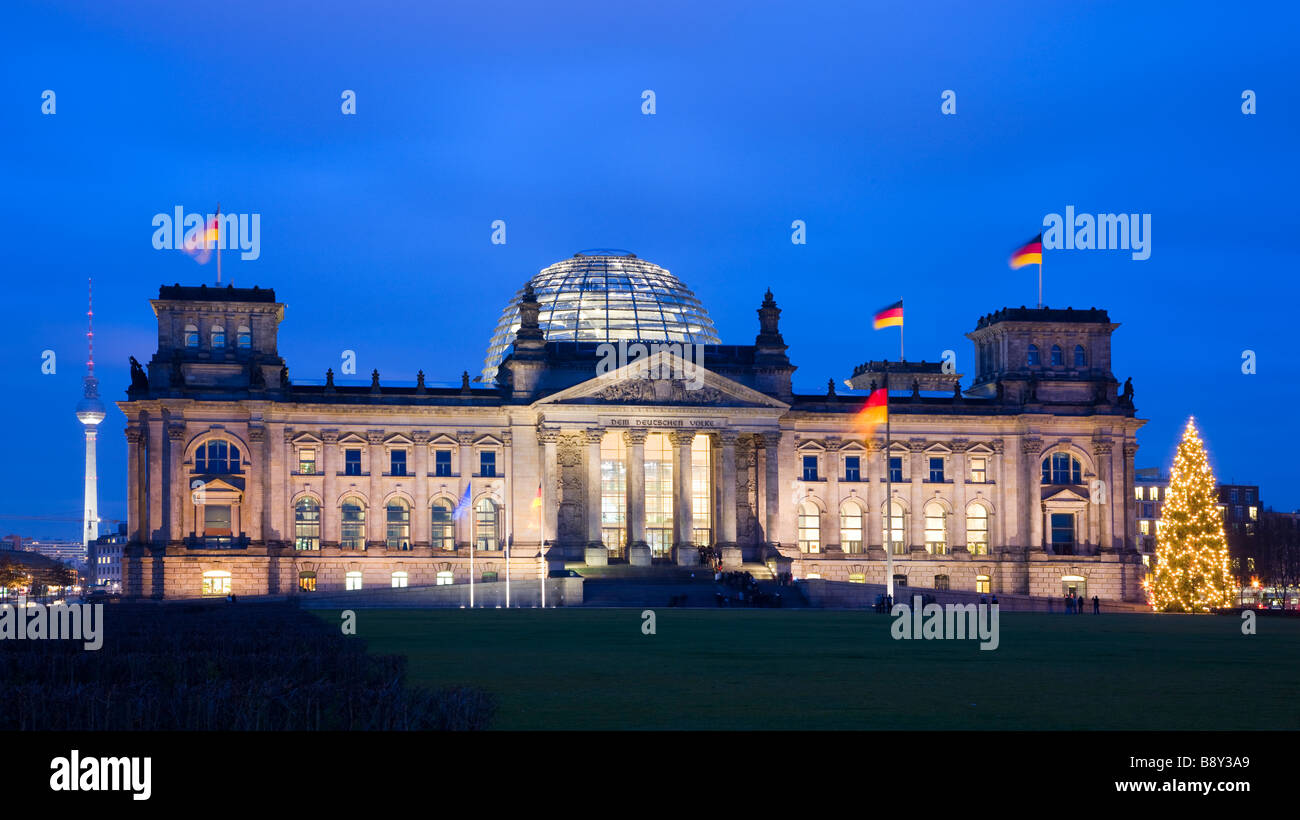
1073, 344, 1086, 367
345, 571, 363, 591
432, 499, 455, 550
201, 570, 231, 596
195, 439, 241, 474
211, 325, 226, 348
184, 323, 199, 348
1042, 452, 1083, 484
298, 571, 316, 592
1050, 344, 1063, 366
475, 498, 500, 551
885, 500, 907, 555
966, 503, 989, 555
340, 497, 365, 549
391, 571, 409, 588
237, 326, 252, 349
386, 499, 411, 549
839, 502, 864, 554
797, 501, 820, 553
924, 501, 947, 554
1027, 344, 1040, 366
295, 498, 320, 550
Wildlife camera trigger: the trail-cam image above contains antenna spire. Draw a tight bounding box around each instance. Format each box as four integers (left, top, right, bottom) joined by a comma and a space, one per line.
86, 276, 95, 376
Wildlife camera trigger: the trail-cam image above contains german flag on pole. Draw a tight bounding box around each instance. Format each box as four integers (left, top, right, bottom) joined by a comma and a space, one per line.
1010, 234, 1043, 269
873, 300, 903, 329
853, 387, 888, 436
531, 484, 542, 509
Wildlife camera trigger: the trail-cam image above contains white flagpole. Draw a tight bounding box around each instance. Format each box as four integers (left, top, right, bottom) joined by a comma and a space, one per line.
505, 472, 512, 608
215, 203, 221, 285
468, 488, 475, 609
540, 488, 546, 609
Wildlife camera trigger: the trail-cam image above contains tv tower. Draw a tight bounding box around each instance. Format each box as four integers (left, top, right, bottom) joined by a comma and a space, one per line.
75, 278, 106, 550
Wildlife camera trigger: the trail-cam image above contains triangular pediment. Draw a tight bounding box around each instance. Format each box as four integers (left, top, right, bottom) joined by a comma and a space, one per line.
1043, 486, 1090, 503
535, 350, 788, 410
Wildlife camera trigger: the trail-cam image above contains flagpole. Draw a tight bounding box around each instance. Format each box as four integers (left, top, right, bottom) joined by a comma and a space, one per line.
899, 301, 905, 361
1038, 258, 1042, 308
884, 368, 894, 601
469, 486, 475, 609
215, 203, 221, 285
505, 472, 512, 609
539, 492, 546, 609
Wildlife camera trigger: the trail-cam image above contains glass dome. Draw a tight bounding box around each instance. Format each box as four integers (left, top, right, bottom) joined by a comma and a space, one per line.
481, 250, 720, 383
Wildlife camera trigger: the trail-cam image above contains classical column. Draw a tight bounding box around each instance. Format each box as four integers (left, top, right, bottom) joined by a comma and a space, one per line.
125, 426, 143, 543
412, 431, 430, 548
1025, 437, 1044, 551
368, 430, 385, 548
538, 427, 559, 551
865, 439, 883, 556
247, 425, 266, 543
624, 429, 650, 565
146, 416, 164, 544
457, 431, 475, 550
908, 439, 925, 553
1094, 440, 1114, 553
583, 428, 606, 565
824, 437, 840, 551
718, 432, 740, 567
762, 431, 781, 546
672, 430, 697, 565
992, 439, 1007, 550
167, 423, 185, 545
951, 439, 968, 551
1122, 441, 1139, 554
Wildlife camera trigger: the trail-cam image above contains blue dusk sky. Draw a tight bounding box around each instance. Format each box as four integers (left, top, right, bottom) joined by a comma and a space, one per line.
2, 0, 1298, 538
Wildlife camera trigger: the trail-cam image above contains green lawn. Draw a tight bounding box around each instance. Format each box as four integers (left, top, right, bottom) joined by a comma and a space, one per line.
317, 608, 1300, 730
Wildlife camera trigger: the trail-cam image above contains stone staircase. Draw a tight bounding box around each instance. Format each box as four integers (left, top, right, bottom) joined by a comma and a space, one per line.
576, 562, 799, 608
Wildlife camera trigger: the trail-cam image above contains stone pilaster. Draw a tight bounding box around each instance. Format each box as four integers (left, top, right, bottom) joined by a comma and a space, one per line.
412, 431, 430, 548
125, 426, 143, 543
368, 430, 386, 548
718, 432, 740, 567
865, 438, 883, 557
583, 428, 607, 566
456, 431, 475, 551
1025, 437, 1044, 551
538, 427, 560, 553
624, 429, 650, 565
951, 439, 969, 552
762, 431, 782, 546
671, 429, 697, 565
908, 439, 926, 555
248, 425, 267, 543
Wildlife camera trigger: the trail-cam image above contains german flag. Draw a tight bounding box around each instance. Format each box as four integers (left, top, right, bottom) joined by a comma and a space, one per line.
531, 484, 542, 509
1010, 234, 1042, 269
853, 387, 888, 435
873, 300, 903, 330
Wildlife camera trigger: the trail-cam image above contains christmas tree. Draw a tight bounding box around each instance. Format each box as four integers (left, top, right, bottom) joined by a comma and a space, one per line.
1150, 418, 1235, 612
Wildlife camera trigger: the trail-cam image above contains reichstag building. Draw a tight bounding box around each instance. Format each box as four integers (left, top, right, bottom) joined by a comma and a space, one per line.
119, 250, 1148, 601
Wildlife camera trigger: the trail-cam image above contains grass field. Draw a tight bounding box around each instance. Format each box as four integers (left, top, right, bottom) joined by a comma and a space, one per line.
317, 608, 1300, 730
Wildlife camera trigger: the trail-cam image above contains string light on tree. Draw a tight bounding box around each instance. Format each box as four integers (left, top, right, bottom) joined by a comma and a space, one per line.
1149, 418, 1234, 612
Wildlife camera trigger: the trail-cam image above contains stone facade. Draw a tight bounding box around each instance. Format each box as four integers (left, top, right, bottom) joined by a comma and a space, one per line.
119, 282, 1147, 602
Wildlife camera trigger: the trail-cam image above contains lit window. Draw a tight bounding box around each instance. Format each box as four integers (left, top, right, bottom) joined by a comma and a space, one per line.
691, 434, 711, 547
434, 449, 452, 477
798, 501, 820, 553
885, 500, 906, 555
1151, 487, 1159, 501
345, 571, 363, 591
432, 500, 455, 549
928, 457, 945, 483
391, 571, 408, 588
1027, 344, 1040, 366
848, 573, 866, 584
1140, 520, 1150, 535
479, 451, 496, 477
298, 448, 316, 475
924, 501, 947, 554
1136, 487, 1144, 501
390, 449, 408, 476
802, 455, 818, 482
966, 503, 989, 555
975, 575, 991, 594
969, 456, 987, 484
845, 456, 861, 482
386, 500, 411, 549
1249, 506, 1258, 521
201, 570, 231, 596
436, 571, 454, 586
475, 498, 500, 550
295, 498, 320, 550
298, 571, 316, 592
341, 497, 365, 549
839, 502, 863, 553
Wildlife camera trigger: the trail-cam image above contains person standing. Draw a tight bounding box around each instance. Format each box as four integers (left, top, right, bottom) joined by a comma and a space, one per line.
1093, 595, 1100, 614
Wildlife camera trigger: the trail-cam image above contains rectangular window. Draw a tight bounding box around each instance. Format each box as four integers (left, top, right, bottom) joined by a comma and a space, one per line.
802, 455, 818, 482
1050, 513, 1076, 555
298, 448, 316, 475
344, 449, 362, 476
969, 457, 986, 484
345, 572, 363, 591
390, 449, 407, 476
480, 451, 496, 478
928, 457, 945, 483
888, 456, 903, 483
1151, 487, 1159, 501
434, 449, 452, 477
204, 504, 232, 536
844, 456, 860, 482
1140, 520, 1150, 535
1136, 487, 1144, 501
976, 576, 991, 594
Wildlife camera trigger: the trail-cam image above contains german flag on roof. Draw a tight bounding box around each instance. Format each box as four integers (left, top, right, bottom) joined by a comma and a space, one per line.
873, 300, 903, 330
1010, 234, 1042, 269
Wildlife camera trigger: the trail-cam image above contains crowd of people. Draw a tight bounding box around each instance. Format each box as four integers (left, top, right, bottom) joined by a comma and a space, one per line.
713, 570, 784, 608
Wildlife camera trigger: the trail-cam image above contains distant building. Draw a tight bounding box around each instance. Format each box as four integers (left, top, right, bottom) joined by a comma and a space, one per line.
28, 539, 86, 569
1219, 484, 1261, 580
89, 523, 127, 590
1133, 467, 1166, 562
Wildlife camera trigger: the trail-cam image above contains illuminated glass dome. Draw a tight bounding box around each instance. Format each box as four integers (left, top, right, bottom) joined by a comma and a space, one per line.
481, 250, 720, 383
